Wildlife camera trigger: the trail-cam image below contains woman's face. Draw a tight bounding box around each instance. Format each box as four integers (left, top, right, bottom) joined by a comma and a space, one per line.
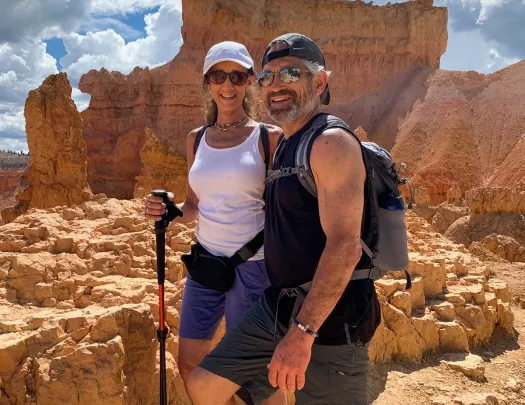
206, 61, 253, 115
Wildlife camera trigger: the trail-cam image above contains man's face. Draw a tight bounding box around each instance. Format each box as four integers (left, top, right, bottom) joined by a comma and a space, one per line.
260, 55, 318, 125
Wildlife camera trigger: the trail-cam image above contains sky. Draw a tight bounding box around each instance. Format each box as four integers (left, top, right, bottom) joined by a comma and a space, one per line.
0, 0, 523, 153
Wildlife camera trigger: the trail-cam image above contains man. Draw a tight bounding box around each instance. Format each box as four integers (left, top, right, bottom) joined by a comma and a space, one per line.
186, 33, 381, 405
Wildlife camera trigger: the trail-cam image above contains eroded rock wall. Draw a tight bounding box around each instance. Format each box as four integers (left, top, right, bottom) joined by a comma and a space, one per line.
79, 0, 448, 198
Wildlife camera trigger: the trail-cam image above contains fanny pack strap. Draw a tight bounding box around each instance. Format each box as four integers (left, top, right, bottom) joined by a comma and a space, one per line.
230, 229, 264, 267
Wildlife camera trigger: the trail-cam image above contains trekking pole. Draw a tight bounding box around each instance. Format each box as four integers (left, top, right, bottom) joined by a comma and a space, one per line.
151, 190, 183, 405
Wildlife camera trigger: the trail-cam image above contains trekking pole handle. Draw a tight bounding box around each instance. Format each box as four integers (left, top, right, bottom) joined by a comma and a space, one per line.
152, 189, 183, 230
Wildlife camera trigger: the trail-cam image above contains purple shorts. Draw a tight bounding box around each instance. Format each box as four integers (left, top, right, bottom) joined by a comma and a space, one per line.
179, 259, 270, 340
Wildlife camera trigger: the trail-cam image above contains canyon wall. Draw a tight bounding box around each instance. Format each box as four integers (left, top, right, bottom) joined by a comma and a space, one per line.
79, 0, 448, 198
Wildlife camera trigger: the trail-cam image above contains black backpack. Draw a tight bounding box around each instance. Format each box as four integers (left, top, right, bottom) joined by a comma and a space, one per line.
265, 114, 410, 286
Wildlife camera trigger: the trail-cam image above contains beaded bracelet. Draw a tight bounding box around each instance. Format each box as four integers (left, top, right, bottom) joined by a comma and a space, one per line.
291, 317, 319, 338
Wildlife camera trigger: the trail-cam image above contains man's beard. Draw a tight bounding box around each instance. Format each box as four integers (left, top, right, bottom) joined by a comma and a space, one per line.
266, 85, 317, 125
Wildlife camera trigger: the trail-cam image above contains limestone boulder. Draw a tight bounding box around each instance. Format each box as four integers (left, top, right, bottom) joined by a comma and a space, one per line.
442, 353, 486, 381
432, 204, 469, 234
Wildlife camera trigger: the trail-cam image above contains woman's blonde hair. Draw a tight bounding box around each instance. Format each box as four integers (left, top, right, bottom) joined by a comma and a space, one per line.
202, 74, 261, 125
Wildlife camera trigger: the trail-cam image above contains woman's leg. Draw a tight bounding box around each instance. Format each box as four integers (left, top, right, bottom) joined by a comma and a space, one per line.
178, 338, 214, 382
226, 260, 287, 404
178, 275, 226, 383
225, 259, 269, 330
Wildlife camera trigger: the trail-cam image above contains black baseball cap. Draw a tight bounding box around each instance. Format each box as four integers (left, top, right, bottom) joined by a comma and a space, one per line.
261, 33, 330, 105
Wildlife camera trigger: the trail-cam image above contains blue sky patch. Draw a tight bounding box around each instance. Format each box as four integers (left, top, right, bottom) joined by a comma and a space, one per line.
44, 38, 67, 71
117, 6, 160, 41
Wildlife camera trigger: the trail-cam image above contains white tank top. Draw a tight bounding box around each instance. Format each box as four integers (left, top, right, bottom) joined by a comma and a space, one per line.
188, 125, 265, 260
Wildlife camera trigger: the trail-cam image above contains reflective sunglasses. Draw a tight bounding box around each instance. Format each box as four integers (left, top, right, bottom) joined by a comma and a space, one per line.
257, 67, 304, 87
206, 70, 250, 86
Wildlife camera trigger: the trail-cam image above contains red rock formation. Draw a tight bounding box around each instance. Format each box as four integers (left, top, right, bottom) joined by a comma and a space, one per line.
0, 170, 24, 197
134, 128, 188, 201
25, 73, 92, 208
354, 126, 370, 142
390, 62, 525, 203
79, 0, 448, 198
488, 134, 525, 187
1, 73, 92, 223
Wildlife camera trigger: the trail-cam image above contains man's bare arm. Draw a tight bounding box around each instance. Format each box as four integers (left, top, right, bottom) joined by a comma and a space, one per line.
266, 128, 366, 392
294, 127, 366, 333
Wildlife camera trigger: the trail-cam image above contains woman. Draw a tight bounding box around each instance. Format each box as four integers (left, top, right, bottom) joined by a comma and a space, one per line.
144, 41, 285, 405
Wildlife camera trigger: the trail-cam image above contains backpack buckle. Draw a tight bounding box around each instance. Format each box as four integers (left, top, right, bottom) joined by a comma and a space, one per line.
369, 268, 380, 280
281, 167, 293, 176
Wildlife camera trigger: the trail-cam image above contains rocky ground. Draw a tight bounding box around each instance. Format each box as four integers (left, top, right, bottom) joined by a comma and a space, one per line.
369, 260, 525, 405
0, 197, 522, 405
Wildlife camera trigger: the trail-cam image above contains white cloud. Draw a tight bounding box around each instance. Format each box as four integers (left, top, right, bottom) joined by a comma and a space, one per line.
438, 0, 525, 60
0, 39, 59, 152
72, 87, 91, 112
0, 0, 92, 43
373, 0, 523, 73
485, 48, 519, 71
90, 0, 181, 15
0, 41, 57, 99
79, 17, 144, 41
0, 0, 178, 42
61, 3, 183, 81
0, 1, 184, 152
0, 105, 28, 152
477, 0, 505, 23
0, 136, 31, 154
0, 107, 24, 133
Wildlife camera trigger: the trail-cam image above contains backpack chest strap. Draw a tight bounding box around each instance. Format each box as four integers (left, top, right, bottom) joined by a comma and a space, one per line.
265, 166, 306, 184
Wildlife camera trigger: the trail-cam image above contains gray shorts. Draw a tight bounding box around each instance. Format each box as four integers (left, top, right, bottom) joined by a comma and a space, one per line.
199, 293, 369, 405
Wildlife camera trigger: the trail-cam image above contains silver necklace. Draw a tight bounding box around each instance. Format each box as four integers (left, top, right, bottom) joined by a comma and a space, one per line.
214, 116, 248, 131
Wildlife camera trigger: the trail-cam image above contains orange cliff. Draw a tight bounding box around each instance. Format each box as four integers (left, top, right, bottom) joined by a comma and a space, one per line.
390, 62, 525, 204
0, 170, 24, 197
79, 0, 448, 198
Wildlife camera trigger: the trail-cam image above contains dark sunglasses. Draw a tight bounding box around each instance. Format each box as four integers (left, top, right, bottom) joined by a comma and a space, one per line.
257, 67, 304, 87
206, 70, 250, 86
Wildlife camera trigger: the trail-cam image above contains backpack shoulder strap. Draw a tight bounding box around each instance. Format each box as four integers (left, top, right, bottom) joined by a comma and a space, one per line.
295, 114, 355, 198
259, 123, 270, 172
295, 115, 378, 262
193, 125, 211, 155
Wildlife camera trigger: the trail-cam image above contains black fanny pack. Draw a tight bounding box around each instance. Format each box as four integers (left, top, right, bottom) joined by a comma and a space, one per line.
181, 230, 264, 293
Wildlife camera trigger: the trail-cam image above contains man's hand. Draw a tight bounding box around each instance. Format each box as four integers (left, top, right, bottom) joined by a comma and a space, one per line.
267, 326, 314, 392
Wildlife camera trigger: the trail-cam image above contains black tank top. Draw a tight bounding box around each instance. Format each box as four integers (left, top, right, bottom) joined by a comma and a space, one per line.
264, 114, 380, 345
